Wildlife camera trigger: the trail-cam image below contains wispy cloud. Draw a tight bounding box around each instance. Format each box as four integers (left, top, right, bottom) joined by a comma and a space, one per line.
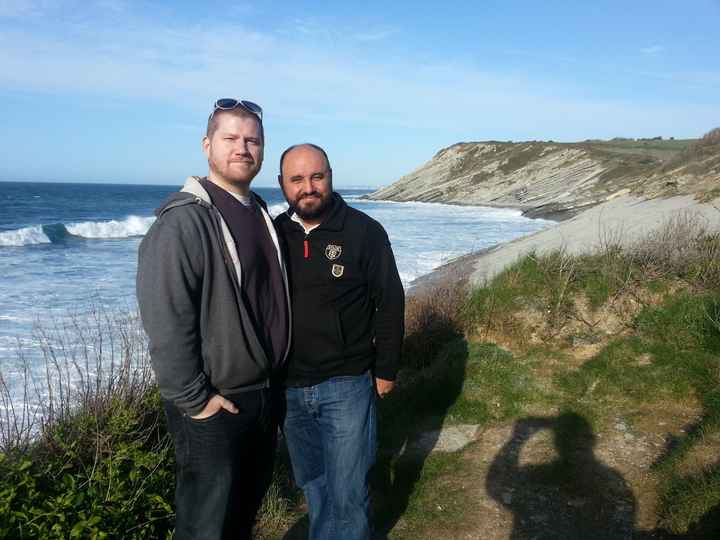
1, 3, 718, 186
0, 7, 714, 141
292, 18, 315, 35
95, 0, 126, 13
352, 28, 397, 42
640, 45, 665, 55
0, 0, 52, 17
636, 68, 720, 91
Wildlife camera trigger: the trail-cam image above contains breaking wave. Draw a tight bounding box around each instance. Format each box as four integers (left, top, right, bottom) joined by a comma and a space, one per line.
0, 226, 52, 247
0, 216, 155, 247
66, 216, 155, 238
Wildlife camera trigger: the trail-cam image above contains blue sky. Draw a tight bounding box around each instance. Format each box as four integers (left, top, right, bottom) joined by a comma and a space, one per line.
0, 0, 718, 187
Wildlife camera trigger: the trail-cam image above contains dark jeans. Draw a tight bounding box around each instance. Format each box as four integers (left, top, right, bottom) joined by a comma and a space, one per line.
284, 371, 377, 540
163, 389, 278, 540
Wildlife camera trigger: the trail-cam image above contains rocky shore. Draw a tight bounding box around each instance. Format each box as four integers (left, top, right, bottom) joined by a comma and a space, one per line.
371, 131, 720, 291
369, 135, 719, 219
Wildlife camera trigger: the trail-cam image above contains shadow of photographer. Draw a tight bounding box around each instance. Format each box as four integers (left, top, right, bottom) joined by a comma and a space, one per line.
487, 412, 636, 539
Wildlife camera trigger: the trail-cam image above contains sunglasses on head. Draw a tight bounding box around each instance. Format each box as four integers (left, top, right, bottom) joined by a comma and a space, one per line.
209, 98, 263, 121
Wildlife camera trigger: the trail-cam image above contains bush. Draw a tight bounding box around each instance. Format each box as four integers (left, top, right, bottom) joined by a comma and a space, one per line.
461, 249, 578, 344
461, 214, 720, 348
403, 283, 466, 369
700, 127, 720, 147
0, 391, 175, 539
0, 309, 177, 539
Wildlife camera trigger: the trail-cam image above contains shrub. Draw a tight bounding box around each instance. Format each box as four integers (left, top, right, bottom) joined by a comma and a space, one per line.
0, 309, 176, 539
0, 391, 176, 539
403, 283, 466, 369
700, 127, 720, 147
461, 249, 578, 344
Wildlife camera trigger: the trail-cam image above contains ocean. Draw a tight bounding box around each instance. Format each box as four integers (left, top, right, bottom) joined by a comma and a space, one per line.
0, 181, 550, 407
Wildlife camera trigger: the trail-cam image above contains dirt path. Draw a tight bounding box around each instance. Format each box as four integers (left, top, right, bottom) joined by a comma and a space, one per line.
390, 404, 703, 540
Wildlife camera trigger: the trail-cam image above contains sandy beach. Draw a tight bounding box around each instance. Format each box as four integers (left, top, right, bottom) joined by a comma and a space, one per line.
412, 194, 720, 291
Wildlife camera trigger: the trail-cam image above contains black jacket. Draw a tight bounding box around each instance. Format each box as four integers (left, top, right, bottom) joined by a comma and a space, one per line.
136, 177, 291, 415
275, 193, 404, 386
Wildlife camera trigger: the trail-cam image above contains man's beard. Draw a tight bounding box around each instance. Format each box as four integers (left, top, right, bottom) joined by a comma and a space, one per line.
293, 191, 333, 221
209, 155, 259, 185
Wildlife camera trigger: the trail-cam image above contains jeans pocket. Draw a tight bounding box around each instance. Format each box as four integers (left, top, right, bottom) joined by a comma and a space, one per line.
330, 371, 372, 398
186, 407, 226, 424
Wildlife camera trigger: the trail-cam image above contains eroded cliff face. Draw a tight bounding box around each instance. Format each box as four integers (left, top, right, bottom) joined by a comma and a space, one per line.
369, 139, 720, 220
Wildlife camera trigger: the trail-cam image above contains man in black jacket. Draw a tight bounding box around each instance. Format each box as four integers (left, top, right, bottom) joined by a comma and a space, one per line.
276, 143, 404, 540
137, 99, 290, 540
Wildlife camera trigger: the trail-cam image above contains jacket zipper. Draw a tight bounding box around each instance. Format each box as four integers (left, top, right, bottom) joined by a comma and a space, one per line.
303, 238, 309, 259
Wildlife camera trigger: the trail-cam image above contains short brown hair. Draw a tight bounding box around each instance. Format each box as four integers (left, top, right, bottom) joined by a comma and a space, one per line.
206, 108, 264, 141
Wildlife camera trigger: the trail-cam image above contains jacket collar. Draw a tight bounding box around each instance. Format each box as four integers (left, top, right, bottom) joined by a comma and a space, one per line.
284, 192, 347, 232
181, 175, 268, 209
155, 176, 213, 217
181, 175, 212, 203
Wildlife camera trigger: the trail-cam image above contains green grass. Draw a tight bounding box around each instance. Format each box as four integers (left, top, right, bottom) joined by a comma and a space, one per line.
370, 336, 540, 538
659, 467, 720, 535
388, 452, 467, 539
450, 342, 537, 424
581, 138, 695, 162
566, 293, 720, 535
461, 251, 576, 342
379, 340, 538, 444
457, 238, 720, 534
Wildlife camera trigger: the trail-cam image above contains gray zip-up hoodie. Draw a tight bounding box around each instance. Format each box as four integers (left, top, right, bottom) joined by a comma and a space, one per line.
136, 176, 291, 415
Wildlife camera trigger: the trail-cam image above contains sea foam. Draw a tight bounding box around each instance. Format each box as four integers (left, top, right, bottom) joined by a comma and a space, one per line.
0, 226, 52, 247
268, 202, 289, 217
66, 216, 155, 239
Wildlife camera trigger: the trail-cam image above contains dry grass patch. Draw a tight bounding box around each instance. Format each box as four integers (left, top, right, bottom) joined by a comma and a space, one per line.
403, 283, 466, 370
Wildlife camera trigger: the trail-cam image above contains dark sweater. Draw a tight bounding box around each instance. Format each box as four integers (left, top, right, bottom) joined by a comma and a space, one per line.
200, 179, 288, 369
275, 193, 404, 387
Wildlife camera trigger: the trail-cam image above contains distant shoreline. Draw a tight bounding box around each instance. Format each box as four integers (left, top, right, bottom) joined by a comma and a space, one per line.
361, 193, 574, 222
409, 193, 720, 295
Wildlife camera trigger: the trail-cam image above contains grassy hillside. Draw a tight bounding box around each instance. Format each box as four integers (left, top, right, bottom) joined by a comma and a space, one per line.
383, 215, 720, 538
580, 138, 694, 160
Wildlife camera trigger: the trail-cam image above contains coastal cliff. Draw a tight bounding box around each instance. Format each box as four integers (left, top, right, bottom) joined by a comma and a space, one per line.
369, 133, 720, 220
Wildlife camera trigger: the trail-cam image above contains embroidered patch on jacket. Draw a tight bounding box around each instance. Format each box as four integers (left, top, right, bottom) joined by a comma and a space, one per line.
331, 264, 344, 278
325, 244, 342, 260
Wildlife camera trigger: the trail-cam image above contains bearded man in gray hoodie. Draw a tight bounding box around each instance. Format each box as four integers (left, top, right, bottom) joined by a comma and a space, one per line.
137, 99, 290, 540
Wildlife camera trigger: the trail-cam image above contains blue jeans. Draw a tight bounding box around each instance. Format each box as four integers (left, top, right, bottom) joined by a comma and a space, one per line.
284, 371, 377, 540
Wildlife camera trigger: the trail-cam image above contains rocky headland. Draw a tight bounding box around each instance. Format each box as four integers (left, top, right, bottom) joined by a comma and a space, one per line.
369, 133, 720, 221
369, 129, 720, 288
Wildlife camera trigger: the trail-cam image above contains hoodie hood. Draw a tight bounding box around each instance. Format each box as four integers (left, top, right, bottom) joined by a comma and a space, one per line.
155, 176, 212, 217
181, 176, 212, 202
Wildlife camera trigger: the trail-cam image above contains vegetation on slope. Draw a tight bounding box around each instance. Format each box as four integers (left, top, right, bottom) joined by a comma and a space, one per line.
0, 313, 175, 539
3, 214, 720, 538
452, 214, 720, 537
